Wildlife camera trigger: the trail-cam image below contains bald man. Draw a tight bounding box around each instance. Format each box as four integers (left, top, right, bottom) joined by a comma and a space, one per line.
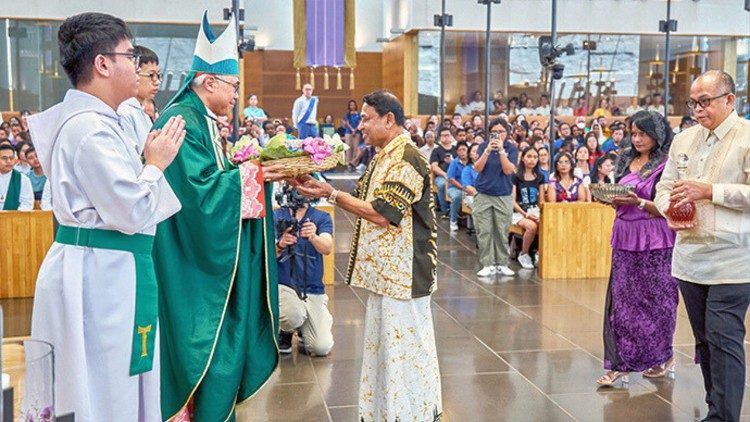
656, 70, 750, 422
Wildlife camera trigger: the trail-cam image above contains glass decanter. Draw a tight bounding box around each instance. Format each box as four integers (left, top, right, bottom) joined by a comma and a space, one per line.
666, 153, 696, 223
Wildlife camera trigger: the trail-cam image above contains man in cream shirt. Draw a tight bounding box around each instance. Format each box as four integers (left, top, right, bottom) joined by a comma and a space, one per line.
655, 70, 750, 422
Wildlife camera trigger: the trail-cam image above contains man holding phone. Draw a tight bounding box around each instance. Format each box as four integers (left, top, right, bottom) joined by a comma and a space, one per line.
472, 119, 519, 277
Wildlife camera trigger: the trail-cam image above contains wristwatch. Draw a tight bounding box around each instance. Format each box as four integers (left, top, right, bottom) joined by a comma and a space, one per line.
328, 189, 339, 204
637, 199, 646, 210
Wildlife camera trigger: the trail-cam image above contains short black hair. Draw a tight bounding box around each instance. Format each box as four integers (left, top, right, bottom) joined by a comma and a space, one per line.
25, 146, 36, 156
488, 118, 510, 133
362, 90, 405, 126
437, 125, 452, 135
133, 45, 158, 66
452, 113, 462, 118
455, 141, 469, 150
0, 144, 16, 155
455, 128, 466, 134
14, 140, 30, 153
58, 12, 132, 86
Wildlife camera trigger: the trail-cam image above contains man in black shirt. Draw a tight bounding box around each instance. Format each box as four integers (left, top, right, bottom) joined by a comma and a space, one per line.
430, 126, 456, 215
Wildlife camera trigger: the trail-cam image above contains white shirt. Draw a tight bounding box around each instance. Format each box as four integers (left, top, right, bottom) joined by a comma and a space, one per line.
626, 105, 643, 116
419, 144, 436, 161
648, 104, 666, 116
117, 97, 153, 155
535, 105, 551, 116
454, 103, 472, 116
0, 169, 34, 210
14, 163, 31, 174
556, 106, 573, 116
469, 101, 486, 113
519, 107, 536, 116
292, 95, 318, 127
655, 111, 750, 285
40, 179, 52, 210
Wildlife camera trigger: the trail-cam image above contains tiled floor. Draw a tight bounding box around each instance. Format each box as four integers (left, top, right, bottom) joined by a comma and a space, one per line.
4, 179, 750, 421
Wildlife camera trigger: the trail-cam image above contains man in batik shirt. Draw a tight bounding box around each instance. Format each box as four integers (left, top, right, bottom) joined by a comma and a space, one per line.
295, 89, 442, 422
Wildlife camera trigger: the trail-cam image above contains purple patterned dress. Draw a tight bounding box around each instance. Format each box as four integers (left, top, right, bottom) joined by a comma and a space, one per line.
603, 161, 678, 372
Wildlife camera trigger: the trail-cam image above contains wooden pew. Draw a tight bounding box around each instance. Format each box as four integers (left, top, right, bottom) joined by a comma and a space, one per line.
0, 211, 54, 299
538, 202, 615, 279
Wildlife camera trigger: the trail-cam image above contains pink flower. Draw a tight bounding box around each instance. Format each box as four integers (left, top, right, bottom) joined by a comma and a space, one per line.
232, 144, 260, 163
302, 137, 333, 165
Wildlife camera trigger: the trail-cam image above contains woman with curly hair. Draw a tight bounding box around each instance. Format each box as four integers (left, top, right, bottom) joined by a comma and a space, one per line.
598, 110, 678, 386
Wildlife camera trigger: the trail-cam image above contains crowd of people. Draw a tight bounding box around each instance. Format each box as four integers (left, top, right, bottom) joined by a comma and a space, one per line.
451, 89, 673, 118
3, 12, 750, 420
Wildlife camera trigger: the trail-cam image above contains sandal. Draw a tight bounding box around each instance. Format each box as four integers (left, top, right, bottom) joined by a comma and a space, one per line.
643, 358, 676, 378
597, 371, 629, 386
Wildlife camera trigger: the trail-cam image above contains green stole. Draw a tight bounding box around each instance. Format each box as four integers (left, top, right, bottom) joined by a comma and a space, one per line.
152, 89, 279, 421
2, 170, 22, 210
55, 226, 158, 375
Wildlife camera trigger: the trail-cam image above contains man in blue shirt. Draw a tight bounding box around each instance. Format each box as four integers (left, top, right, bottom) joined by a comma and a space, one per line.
601, 126, 626, 155
446, 141, 469, 231
274, 194, 334, 356
473, 119, 519, 277
25, 147, 47, 200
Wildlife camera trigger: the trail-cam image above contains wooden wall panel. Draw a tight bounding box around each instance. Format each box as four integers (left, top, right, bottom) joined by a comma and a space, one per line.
538, 203, 615, 280
241, 50, 383, 123
1, 211, 54, 298
382, 37, 406, 110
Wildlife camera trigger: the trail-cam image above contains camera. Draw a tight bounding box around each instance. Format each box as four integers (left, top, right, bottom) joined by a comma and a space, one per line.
275, 183, 311, 211
275, 218, 300, 238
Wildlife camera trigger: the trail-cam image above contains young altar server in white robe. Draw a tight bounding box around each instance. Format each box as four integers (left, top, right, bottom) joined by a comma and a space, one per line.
27, 12, 186, 422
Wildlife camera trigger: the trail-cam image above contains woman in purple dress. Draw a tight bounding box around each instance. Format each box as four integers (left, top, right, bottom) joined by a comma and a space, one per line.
597, 110, 677, 386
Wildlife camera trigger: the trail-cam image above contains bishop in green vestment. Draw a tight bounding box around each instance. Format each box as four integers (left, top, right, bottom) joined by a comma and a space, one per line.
151, 12, 281, 421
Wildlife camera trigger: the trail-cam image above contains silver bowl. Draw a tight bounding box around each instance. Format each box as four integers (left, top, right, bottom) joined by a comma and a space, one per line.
590, 183, 636, 204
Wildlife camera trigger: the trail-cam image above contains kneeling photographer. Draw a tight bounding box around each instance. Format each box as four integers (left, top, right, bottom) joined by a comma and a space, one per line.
274, 183, 334, 356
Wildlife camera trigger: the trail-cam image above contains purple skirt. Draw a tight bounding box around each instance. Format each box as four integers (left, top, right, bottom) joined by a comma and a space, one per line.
603, 248, 678, 371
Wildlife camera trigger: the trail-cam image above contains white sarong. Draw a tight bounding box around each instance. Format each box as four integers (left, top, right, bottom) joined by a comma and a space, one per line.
359, 294, 442, 422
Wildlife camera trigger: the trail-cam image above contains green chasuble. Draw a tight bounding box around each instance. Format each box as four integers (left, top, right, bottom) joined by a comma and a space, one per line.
152, 90, 279, 421
2, 169, 22, 210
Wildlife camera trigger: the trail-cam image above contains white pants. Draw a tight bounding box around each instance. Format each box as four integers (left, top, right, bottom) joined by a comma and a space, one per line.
359, 294, 442, 422
278, 284, 334, 356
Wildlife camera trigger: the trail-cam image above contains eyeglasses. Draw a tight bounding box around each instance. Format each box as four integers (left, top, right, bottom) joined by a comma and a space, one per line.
686, 92, 730, 110
138, 72, 162, 82
0, 156, 15, 162
213, 76, 240, 94
102, 51, 141, 67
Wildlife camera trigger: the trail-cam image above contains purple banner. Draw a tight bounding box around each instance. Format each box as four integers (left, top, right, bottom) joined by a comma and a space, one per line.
306, 0, 345, 67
